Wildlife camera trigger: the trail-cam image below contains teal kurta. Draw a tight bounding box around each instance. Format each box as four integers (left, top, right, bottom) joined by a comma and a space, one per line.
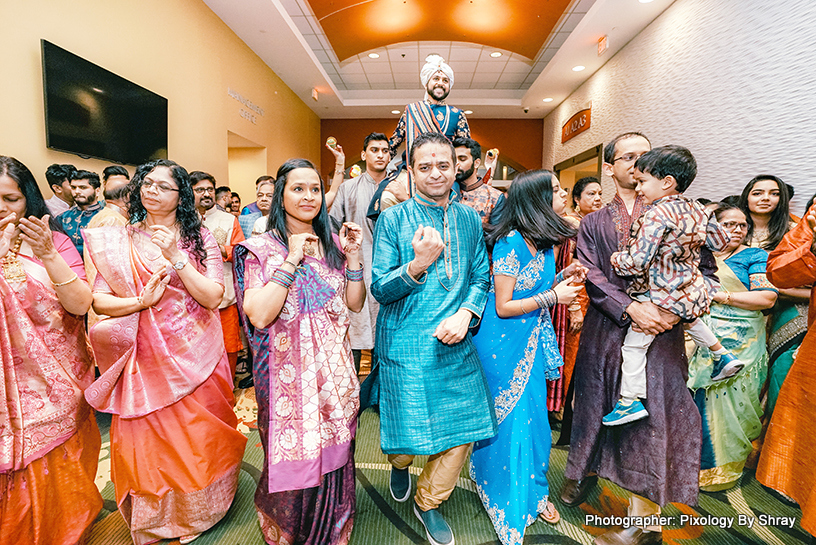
369, 194, 497, 455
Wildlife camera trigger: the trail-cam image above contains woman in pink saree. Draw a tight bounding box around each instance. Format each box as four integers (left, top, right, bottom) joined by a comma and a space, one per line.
0, 156, 101, 545
84, 159, 247, 545
235, 159, 364, 544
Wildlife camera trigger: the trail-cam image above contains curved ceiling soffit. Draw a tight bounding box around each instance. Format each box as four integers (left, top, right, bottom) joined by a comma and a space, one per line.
308, 0, 573, 62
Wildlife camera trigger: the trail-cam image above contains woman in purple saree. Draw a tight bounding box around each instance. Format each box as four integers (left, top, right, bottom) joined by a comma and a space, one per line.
234, 159, 365, 545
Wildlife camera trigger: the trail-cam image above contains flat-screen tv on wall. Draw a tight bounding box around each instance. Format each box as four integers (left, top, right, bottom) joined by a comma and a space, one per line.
41, 39, 168, 166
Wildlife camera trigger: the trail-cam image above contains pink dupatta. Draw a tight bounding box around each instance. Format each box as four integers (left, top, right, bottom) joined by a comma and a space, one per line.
83, 226, 225, 418
0, 234, 94, 472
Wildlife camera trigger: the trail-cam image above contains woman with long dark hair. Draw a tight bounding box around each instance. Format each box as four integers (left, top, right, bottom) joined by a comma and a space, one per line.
234, 159, 364, 544
470, 169, 586, 544
83, 159, 246, 544
738, 176, 810, 443
0, 156, 102, 545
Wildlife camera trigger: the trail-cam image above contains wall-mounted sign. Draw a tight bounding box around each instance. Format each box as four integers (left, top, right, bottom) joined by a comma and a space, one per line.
228, 87, 265, 125
562, 107, 591, 143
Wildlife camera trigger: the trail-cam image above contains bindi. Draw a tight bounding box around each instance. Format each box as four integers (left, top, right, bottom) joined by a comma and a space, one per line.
432, 153, 436, 157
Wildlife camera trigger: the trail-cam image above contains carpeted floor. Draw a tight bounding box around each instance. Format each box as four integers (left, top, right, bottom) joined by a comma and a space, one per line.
87, 387, 811, 545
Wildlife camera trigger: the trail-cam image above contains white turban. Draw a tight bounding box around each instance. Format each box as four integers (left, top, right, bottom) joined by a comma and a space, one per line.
421, 54, 454, 88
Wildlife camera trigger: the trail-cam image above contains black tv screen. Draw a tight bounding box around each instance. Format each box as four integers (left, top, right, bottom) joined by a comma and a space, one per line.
41, 40, 168, 166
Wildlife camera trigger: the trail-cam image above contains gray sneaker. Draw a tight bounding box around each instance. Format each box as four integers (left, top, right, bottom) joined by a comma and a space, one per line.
389, 466, 411, 502
414, 501, 454, 545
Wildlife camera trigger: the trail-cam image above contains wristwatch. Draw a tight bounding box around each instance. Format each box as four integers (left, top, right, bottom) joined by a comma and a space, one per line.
173, 256, 189, 271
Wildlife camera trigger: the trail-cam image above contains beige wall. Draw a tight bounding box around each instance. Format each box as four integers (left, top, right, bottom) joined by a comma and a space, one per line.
542, 0, 816, 215
1, 0, 320, 203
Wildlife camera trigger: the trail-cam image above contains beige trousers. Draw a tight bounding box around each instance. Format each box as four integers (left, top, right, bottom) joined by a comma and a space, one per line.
388, 443, 471, 511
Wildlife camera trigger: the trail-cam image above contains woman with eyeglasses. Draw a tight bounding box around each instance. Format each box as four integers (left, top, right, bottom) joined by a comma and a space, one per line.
738, 176, 810, 429
0, 156, 102, 545
83, 159, 247, 545
686, 202, 777, 491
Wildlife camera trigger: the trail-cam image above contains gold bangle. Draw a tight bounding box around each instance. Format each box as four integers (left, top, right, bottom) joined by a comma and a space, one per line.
52, 274, 79, 287
724, 292, 732, 305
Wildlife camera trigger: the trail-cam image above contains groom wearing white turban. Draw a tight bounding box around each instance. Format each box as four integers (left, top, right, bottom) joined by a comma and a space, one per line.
366, 55, 471, 218
388, 54, 470, 160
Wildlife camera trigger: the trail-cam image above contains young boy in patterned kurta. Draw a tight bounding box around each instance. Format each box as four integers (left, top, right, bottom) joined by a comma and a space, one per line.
604, 145, 741, 426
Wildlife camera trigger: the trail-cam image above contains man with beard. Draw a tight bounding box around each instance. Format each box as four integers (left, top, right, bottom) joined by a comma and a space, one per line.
369, 55, 471, 216
329, 133, 389, 371
59, 169, 104, 256
191, 171, 246, 379
453, 136, 505, 229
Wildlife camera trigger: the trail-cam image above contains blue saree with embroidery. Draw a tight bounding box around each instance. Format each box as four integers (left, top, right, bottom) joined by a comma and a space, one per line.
470, 230, 563, 545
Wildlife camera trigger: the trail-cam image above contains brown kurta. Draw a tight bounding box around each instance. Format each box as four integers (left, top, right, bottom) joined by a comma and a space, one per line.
756, 214, 816, 536
565, 194, 702, 507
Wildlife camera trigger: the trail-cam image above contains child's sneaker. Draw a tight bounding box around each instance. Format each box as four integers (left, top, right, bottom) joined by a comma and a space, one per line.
602, 398, 648, 426
710, 352, 744, 381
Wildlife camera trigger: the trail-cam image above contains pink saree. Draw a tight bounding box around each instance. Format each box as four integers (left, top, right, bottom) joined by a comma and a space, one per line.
84, 225, 246, 545
0, 232, 102, 545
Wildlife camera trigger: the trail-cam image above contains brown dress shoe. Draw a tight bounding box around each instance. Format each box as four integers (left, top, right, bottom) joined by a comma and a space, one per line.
559, 474, 598, 507
593, 526, 662, 545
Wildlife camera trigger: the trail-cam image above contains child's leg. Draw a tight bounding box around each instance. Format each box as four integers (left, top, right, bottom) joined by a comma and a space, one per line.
620, 325, 655, 401
685, 318, 724, 352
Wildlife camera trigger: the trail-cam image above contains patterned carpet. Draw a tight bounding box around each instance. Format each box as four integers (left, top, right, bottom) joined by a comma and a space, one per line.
87, 387, 811, 545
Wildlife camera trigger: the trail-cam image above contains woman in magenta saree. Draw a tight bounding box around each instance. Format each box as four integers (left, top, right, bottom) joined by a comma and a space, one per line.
84, 160, 246, 545
0, 156, 101, 545
235, 159, 364, 545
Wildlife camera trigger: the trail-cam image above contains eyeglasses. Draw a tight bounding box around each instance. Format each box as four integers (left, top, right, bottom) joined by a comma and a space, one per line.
611, 152, 644, 164
192, 187, 216, 195
141, 180, 179, 193
721, 221, 748, 231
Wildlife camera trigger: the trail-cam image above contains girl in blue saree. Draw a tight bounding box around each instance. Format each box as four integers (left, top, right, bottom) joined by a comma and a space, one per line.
470, 170, 587, 545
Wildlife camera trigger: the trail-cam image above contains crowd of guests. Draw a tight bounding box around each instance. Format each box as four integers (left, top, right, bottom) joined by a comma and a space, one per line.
1, 126, 814, 545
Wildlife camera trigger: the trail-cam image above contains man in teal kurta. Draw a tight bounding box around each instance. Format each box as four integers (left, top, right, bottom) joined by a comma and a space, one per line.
369, 132, 497, 545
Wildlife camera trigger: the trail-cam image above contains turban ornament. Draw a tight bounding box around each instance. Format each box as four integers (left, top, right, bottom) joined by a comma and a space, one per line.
420, 54, 454, 88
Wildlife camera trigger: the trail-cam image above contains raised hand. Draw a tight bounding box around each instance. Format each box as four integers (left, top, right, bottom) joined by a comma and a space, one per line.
409, 225, 444, 277
287, 232, 320, 264
339, 222, 362, 256
150, 224, 182, 262
139, 269, 171, 308
18, 215, 57, 260
0, 213, 17, 259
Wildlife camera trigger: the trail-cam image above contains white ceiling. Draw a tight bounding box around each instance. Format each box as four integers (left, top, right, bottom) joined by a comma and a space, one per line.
203, 0, 676, 119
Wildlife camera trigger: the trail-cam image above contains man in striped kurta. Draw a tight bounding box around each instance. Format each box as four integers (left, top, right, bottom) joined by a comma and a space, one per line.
369, 132, 497, 545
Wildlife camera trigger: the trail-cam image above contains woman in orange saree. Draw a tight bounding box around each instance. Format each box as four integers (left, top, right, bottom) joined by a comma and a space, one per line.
0, 156, 102, 545
757, 205, 816, 537
84, 159, 247, 545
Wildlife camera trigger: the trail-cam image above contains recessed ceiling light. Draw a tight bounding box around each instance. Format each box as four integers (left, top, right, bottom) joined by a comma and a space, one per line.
572, 65, 585, 72
490, 51, 502, 58
464, 110, 473, 115
368, 53, 380, 59
391, 110, 401, 114
639, 0, 655, 3
543, 98, 553, 102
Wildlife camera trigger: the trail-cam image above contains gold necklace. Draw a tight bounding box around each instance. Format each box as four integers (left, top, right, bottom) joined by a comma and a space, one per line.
1, 238, 26, 283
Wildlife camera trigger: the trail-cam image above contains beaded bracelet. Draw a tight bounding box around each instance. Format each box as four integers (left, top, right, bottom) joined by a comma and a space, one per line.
532, 289, 558, 309
270, 267, 296, 289
345, 266, 364, 282
52, 273, 79, 287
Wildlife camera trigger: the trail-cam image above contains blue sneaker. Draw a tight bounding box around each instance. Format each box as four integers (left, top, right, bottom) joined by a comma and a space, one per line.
602, 398, 648, 426
711, 351, 744, 381
414, 501, 454, 545
389, 466, 411, 502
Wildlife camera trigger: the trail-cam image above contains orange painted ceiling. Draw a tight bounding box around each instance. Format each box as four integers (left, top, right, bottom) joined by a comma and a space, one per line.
308, 0, 574, 61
